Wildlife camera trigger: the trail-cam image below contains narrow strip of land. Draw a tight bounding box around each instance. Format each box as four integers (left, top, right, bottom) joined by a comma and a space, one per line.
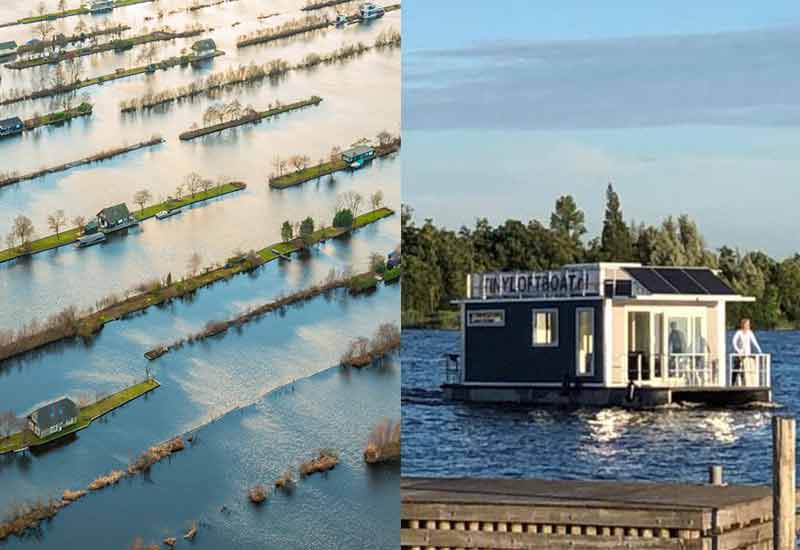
7, 0, 154, 27
0, 137, 164, 189
179, 96, 323, 141
0, 182, 245, 263
269, 139, 400, 189
23, 102, 93, 130
302, 0, 354, 12
0, 378, 159, 455
7, 29, 205, 70
16, 24, 131, 55
0, 208, 394, 362
0, 50, 224, 107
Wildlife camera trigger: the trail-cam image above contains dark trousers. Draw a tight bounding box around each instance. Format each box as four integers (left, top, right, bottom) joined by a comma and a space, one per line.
732, 356, 744, 386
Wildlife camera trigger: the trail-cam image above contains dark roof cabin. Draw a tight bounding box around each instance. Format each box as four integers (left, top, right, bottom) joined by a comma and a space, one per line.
97, 202, 137, 232
191, 38, 217, 58
341, 145, 375, 168
27, 398, 79, 438
0, 117, 24, 138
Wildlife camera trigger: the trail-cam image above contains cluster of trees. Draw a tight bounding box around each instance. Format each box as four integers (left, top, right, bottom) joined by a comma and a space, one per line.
236, 14, 329, 46
374, 27, 401, 49
4, 210, 87, 251
403, 184, 800, 329
280, 217, 318, 245
199, 99, 257, 126
279, 189, 385, 244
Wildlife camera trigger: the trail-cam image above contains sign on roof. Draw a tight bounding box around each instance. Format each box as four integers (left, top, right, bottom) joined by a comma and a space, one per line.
470, 268, 601, 300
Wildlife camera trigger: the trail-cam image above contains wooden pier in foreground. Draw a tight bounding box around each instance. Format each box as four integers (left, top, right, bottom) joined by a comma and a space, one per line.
402, 476, 798, 549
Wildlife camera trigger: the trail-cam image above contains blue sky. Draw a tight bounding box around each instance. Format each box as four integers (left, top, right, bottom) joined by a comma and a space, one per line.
403, 1, 800, 257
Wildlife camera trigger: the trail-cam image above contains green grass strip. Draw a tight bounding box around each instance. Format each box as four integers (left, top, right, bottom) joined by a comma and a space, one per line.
16, 0, 152, 25
0, 378, 159, 454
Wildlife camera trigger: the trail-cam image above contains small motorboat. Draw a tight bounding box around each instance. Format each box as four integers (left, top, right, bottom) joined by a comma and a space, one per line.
359, 2, 385, 20
76, 232, 106, 247
155, 209, 181, 220
335, 14, 348, 26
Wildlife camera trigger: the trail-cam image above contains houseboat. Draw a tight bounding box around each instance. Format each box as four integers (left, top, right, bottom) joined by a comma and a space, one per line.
155, 208, 181, 220
359, 2, 385, 20
96, 203, 138, 233
0, 40, 18, 62
190, 38, 217, 60
27, 398, 78, 438
88, 0, 115, 13
341, 145, 375, 169
0, 117, 24, 138
443, 263, 772, 407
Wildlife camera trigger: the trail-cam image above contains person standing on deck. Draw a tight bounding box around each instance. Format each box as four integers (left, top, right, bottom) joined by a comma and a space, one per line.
731, 318, 762, 386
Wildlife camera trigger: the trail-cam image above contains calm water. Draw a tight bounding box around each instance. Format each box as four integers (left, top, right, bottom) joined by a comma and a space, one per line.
0, 1, 399, 547
402, 329, 800, 484
0, 0, 401, 329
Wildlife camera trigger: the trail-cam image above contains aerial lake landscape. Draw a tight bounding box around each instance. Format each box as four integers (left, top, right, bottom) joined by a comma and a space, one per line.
0, 0, 400, 546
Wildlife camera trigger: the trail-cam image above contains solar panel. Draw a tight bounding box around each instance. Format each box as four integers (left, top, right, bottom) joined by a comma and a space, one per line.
624, 267, 678, 294
654, 268, 708, 294
683, 268, 736, 295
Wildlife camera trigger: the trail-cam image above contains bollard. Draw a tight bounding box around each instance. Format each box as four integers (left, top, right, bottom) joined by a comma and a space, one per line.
772, 416, 795, 550
708, 465, 723, 486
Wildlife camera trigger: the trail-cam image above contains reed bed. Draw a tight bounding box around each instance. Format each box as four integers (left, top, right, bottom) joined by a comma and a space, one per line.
340, 322, 400, 367
236, 14, 330, 48
248, 484, 269, 504
363, 418, 400, 464
299, 449, 339, 477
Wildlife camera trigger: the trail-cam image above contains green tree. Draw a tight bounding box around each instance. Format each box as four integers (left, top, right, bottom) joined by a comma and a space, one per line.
333, 209, 354, 228
281, 220, 293, 242
549, 195, 586, 262
299, 216, 315, 245
599, 183, 633, 261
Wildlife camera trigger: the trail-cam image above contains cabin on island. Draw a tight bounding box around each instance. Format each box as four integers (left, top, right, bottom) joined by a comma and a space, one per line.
0, 117, 24, 138
0, 40, 18, 60
444, 263, 772, 407
341, 145, 375, 169
88, 0, 115, 13
387, 248, 401, 269
96, 203, 137, 233
191, 38, 217, 59
27, 398, 79, 438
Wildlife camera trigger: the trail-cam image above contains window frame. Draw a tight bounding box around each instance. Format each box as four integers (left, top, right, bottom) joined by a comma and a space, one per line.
466, 309, 506, 328
531, 308, 559, 348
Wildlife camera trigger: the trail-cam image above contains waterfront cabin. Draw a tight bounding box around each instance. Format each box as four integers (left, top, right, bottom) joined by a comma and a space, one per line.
88, 0, 115, 13
444, 263, 772, 407
387, 248, 401, 269
27, 398, 79, 438
0, 117, 24, 138
191, 38, 217, 60
96, 203, 137, 233
341, 145, 375, 169
359, 2, 385, 20
0, 40, 17, 61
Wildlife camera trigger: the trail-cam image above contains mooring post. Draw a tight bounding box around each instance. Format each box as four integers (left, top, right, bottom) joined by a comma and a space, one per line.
773, 415, 796, 550
708, 465, 723, 486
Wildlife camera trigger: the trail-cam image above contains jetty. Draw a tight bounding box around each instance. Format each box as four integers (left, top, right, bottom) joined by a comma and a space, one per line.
178, 96, 323, 141
270, 248, 293, 261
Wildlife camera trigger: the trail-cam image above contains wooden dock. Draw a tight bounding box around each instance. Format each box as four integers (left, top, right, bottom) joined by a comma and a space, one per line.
402, 477, 797, 550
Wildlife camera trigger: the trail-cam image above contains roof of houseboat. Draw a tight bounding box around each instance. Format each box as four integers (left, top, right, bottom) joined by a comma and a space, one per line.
624, 266, 735, 295
28, 398, 78, 430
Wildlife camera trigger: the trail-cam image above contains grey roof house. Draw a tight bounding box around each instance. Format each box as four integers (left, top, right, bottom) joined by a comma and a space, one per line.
0, 117, 24, 138
191, 38, 217, 59
27, 398, 79, 438
341, 145, 375, 168
97, 203, 138, 232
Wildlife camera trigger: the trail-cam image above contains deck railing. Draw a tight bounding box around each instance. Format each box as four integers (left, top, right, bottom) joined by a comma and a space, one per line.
728, 353, 771, 388
627, 352, 718, 388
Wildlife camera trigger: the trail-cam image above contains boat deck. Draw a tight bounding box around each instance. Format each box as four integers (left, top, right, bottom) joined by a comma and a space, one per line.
402, 477, 792, 549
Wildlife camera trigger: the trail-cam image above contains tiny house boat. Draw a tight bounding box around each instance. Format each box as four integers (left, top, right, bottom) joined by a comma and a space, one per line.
444, 263, 771, 407
359, 2, 385, 20
76, 232, 107, 247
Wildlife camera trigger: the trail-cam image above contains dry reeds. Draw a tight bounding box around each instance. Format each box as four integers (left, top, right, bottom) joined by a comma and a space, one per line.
0, 498, 62, 541
236, 14, 329, 47
61, 489, 87, 502
128, 436, 185, 474
88, 469, 125, 491
274, 468, 295, 492
183, 521, 198, 540
248, 484, 269, 504
163, 537, 177, 547
340, 322, 400, 367
299, 448, 339, 477
363, 418, 400, 464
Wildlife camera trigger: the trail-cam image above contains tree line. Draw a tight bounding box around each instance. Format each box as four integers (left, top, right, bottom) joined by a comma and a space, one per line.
402, 184, 800, 329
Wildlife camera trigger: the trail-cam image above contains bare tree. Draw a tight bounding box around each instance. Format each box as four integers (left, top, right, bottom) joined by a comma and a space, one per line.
376, 130, 393, 146
339, 190, 363, 217
184, 172, 202, 198
137, 43, 159, 65
47, 209, 67, 239
133, 189, 153, 214
58, 0, 67, 13
199, 177, 212, 195
72, 215, 86, 232
370, 190, 383, 210
186, 251, 202, 276
329, 145, 341, 164
7, 215, 35, 251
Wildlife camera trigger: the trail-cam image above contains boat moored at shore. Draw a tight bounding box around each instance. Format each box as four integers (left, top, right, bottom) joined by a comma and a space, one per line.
443, 262, 772, 407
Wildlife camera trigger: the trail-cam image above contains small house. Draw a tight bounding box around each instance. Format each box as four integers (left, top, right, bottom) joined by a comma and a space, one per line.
0, 117, 24, 138
96, 203, 137, 233
88, 0, 115, 13
27, 398, 79, 438
444, 263, 772, 407
387, 248, 401, 269
341, 145, 375, 169
0, 40, 17, 60
191, 38, 217, 59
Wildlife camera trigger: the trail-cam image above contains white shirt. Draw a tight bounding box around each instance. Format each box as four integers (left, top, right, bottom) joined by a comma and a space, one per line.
732, 329, 762, 355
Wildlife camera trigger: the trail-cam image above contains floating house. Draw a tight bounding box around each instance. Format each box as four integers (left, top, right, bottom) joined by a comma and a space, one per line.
341, 145, 375, 169
387, 248, 401, 269
444, 263, 772, 407
88, 0, 115, 13
96, 203, 138, 233
359, 2, 385, 20
0, 40, 18, 61
0, 117, 24, 138
27, 398, 79, 438
191, 38, 217, 60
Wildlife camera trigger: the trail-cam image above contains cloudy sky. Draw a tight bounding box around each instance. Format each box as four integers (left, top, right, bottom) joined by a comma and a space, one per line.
403, 1, 800, 257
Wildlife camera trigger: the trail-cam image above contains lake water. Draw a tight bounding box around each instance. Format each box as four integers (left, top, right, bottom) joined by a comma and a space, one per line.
0, 1, 400, 547
402, 329, 800, 484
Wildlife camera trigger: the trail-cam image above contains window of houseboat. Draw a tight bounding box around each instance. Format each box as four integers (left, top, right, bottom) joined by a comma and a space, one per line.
532, 309, 558, 347
576, 308, 594, 376
467, 309, 505, 327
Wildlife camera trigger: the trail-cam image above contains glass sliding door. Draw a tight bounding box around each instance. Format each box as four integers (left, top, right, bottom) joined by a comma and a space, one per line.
576, 308, 594, 376
627, 311, 651, 381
